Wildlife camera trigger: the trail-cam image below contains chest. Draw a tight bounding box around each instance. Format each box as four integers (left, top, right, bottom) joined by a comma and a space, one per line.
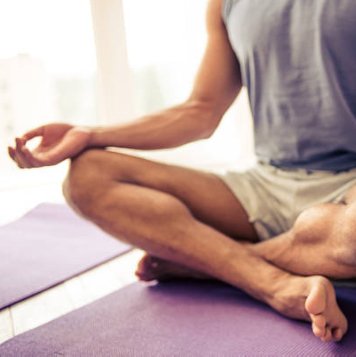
226, 0, 356, 62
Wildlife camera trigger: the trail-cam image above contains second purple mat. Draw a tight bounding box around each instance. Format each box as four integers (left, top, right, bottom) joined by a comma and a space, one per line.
0, 203, 131, 309
0, 281, 355, 356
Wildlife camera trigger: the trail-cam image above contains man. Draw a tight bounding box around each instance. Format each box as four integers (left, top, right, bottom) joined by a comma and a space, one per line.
8, 0, 356, 342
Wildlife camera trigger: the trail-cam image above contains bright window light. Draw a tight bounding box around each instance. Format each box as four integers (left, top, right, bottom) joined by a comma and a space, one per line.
0, 0, 98, 175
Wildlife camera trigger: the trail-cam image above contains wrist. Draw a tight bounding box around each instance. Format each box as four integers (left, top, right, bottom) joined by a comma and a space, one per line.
71, 126, 98, 148
84, 126, 126, 149
85, 127, 99, 148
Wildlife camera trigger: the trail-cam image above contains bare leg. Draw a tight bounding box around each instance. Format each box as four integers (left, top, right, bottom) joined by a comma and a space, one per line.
138, 196, 356, 281
251, 195, 356, 280
63, 149, 347, 342
136, 240, 251, 281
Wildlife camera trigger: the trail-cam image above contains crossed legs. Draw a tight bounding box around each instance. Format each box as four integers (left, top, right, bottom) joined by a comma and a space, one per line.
253, 193, 356, 280
63, 149, 353, 342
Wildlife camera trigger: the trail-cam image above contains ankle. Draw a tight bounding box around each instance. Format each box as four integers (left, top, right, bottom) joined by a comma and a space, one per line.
241, 268, 296, 305
266, 275, 311, 319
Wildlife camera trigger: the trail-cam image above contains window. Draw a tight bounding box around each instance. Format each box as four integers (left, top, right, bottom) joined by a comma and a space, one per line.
121, 0, 255, 169
0, 0, 98, 176
0, 0, 255, 190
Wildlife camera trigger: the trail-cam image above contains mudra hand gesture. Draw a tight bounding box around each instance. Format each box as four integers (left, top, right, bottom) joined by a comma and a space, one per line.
8, 123, 92, 168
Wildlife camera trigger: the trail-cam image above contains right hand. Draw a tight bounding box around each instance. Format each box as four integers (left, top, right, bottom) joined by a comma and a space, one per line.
8, 123, 93, 168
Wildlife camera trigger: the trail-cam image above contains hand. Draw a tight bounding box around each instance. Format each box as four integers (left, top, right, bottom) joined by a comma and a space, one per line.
8, 123, 92, 168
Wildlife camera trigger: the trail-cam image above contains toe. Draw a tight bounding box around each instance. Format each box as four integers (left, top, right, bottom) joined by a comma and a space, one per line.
332, 328, 343, 342
312, 322, 325, 338
310, 313, 326, 339
311, 314, 326, 329
305, 277, 328, 315
321, 327, 332, 342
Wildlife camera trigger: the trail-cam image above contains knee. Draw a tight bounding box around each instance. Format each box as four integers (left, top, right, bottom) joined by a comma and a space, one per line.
335, 205, 356, 266
292, 204, 338, 243
62, 149, 108, 215
63, 149, 192, 227
292, 204, 356, 266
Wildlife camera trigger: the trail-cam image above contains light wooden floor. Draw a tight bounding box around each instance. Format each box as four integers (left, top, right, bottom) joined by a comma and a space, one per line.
0, 250, 145, 345
0, 178, 145, 345
0, 159, 233, 346
0, 146, 250, 346
0, 249, 145, 344
2, 165, 356, 348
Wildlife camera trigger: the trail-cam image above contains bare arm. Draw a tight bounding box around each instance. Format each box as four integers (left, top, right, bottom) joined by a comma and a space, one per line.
88, 0, 242, 150
9, 0, 242, 168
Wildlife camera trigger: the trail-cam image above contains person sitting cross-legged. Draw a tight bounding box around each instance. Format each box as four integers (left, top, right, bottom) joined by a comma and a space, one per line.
9, 0, 356, 343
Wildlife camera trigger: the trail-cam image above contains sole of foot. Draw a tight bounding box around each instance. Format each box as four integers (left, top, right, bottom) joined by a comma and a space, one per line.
136, 255, 348, 342
305, 276, 348, 342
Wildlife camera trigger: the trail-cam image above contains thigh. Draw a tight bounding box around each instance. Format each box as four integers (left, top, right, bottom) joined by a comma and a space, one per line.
71, 149, 259, 242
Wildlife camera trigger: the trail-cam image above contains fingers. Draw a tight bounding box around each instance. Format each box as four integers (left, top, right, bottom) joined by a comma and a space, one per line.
8, 126, 44, 168
8, 137, 39, 169
8, 124, 84, 168
8, 146, 16, 162
15, 138, 31, 168
21, 145, 42, 167
33, 128, 88, 165
8, 146, 27, 168
22, 126, 44, 143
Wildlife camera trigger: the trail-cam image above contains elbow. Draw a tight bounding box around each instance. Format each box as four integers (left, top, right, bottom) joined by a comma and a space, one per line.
199, 114, 222, 139
200, 126, 216, 139
190, 119, 218, 141
183, 98, 223, 140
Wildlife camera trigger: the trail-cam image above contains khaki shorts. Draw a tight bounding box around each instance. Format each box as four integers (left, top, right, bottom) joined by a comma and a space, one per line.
220, 162, 356, 241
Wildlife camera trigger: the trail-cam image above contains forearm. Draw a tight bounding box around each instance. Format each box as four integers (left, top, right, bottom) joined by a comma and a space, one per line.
87, 100, 221, 150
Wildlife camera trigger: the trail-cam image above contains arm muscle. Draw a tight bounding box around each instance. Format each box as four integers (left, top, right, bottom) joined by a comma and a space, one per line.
89, 0, 242, 149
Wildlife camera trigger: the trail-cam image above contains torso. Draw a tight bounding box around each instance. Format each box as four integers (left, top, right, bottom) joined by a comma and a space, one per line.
223, 0, 356, 171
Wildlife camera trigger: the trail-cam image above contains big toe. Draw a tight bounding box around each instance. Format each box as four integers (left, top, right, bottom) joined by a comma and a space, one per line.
305, 277, 348, 341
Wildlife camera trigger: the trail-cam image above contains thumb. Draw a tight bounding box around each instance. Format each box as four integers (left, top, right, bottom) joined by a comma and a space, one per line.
33, 130, 89, 165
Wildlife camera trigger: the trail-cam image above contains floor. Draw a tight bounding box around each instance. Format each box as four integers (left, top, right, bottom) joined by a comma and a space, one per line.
0, 171, 145, 345
1, 162, 356, 348
0, 249, 144, 344
0, 157, 251, 346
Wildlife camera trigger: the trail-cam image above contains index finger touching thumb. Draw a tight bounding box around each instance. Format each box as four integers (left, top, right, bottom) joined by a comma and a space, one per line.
23, 126, 44, 142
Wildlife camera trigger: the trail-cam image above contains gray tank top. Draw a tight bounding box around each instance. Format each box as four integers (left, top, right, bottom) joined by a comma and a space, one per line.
223, 0, 356, 171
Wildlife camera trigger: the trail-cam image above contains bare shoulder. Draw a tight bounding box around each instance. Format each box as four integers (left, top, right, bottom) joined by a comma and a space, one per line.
206, 0, 226, 34
188, 0, 241, 116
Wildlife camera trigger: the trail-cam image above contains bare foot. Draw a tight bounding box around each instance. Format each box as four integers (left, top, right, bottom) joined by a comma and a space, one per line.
135, 254, 210, 281
305, 277, 348, 342
136, 256, 348, 342
271, 275, 348, 342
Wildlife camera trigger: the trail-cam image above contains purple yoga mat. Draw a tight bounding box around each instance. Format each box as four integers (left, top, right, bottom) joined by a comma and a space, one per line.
0, 281, 355, 356
0, 203, 130, 309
